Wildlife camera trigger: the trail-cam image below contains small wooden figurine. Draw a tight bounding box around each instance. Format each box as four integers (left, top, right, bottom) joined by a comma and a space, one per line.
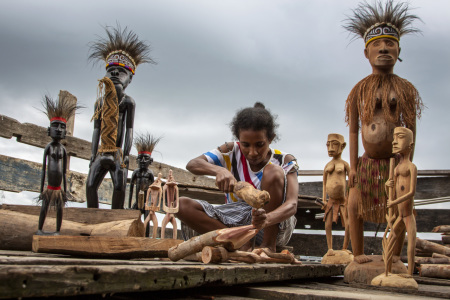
321, 134, 352, 264
161, 170, 179, 239
144, 172, 163, 238
372, 127, 418, 289
37, 95, 79, 235
128, 133, 160, 236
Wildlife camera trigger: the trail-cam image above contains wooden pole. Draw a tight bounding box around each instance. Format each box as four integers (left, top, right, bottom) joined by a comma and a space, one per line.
58, 90, 77, 171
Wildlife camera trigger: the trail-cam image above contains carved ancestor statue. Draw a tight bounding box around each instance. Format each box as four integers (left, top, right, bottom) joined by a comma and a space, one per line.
144, 173, 163, 238
161, 170, 180, 239
321, 134, 352, 264
37, 95, 80, 235
343, 0, 423, 266
128, 133, 160, 236
372, 127, 418, 289
86, 25, 155, 209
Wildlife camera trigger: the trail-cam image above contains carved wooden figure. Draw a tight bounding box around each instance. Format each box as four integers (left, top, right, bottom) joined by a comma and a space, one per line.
37, 95, 79, 235
371, 127, 418, 289
144, 173, 163, 239
86, 25, 155, 209
343, 0, 423, 265
321, 134, 352, 263
161, 170, 179, 239
127, 133, 160, 236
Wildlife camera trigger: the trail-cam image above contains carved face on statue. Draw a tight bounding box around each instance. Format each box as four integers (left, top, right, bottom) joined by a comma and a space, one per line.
364, 38, 400, 74
47, 121, 66, 140
326, 134, 346, 158
137, 153, 153, 170
105, 66, 133, 94
392, 127, 413, 155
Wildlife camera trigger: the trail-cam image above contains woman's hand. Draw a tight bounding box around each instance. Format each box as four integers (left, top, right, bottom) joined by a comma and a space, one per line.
252, 208, 268, 229
215, 168, 237, 193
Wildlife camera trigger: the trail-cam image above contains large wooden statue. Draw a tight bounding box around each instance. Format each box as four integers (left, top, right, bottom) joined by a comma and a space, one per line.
372, 127, 418, 289
343, 0, 423, 265
321, 134, 352, 264
37, 95, 80, 235
144, 172, 163, 238
86, 25, 155, 209
161, 170, 180, 239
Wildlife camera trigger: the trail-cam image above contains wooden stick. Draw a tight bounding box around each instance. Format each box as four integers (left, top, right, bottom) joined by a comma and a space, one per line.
416, 238, 450, 256
419, 264, 450, 279
414, 256, 450, 265
432, 225, 450, 233
201, 246, 261, 264
433, 253, 449, 259
168, 225, 258, 261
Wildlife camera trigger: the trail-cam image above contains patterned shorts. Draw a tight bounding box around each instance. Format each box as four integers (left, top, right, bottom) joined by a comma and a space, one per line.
181, 200, 297, 247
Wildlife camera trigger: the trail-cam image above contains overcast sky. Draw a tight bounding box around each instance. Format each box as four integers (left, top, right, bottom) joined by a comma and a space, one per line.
1, 0, 449, 182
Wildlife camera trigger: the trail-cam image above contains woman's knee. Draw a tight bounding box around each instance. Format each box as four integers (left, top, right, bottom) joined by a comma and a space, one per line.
261, 164, 284, 188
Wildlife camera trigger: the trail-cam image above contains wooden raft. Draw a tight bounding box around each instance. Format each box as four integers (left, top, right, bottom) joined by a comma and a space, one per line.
0, 250, 345, 299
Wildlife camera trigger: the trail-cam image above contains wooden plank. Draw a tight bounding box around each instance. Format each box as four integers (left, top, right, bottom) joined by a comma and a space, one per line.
0, 114, 216, 188
298, 177, 450, 200
0, 261, 344, 299
32, 236, 182, 259
1, 204, 141, 224
294, 208, 450, 233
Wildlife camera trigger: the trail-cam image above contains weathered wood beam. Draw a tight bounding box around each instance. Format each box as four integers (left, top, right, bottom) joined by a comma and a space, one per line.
0, 261, 345, 299
1, 204, 140, 224
0, 208, 144, 251
0, 154, 318, 206
32, 236, 182, 259
0, 114, 216, 188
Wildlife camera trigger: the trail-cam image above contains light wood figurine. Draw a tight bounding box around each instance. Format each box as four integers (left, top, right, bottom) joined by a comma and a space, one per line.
321, 134, 353, 264
143, 172, 162, 239
372, 127, 418, 289
161, 170, 179, 239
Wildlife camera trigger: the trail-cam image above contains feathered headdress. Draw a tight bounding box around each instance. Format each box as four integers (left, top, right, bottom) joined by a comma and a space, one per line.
88, 24, 155, 74
343, 0, 421, 48
134, 133, 162, 156
42, 94, 80, 124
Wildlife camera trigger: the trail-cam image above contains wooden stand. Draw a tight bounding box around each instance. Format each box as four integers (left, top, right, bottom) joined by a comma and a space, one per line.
343, 255, 407, 284
321, 250, 353, 265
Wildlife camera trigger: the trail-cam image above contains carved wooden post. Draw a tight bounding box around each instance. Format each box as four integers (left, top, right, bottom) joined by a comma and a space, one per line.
58, 90, 77, 171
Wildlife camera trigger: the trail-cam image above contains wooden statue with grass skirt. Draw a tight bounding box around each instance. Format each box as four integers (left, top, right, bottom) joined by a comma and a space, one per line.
86, 24, 155, 209
321, 133, 353, 264
371, 127, 418, 289
161, 170, 179, 239
342, 0, 423, 283
37, 95, 80, 235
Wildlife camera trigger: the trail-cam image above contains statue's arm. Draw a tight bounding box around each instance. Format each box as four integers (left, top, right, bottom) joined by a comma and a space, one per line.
408, 119, 416, 161
123, 96, 135, 163
62, 146, 67, 193
390, 164, 417, 206
128, 171, 137, 208
348, 103, 359, 188
90, 101, 101, 166
322, 165, 328, 205
40, 145, 50, 193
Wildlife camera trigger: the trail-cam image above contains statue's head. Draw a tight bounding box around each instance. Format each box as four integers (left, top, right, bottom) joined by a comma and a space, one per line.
48, 120, 67, 141
327, 133, 346, 158
392, 127, 413, 154
343, 0, 421, 74
88, 24, 155, 83
136, 153, 153, 170
42, 94, 80, 141
134, 132, 162, 170
105, 65, 133, 92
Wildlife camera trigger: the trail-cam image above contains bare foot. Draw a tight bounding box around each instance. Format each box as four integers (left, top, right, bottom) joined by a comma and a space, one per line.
354, 254, 372, 264
326, 249, 335, 256
341, 249, 352, 254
